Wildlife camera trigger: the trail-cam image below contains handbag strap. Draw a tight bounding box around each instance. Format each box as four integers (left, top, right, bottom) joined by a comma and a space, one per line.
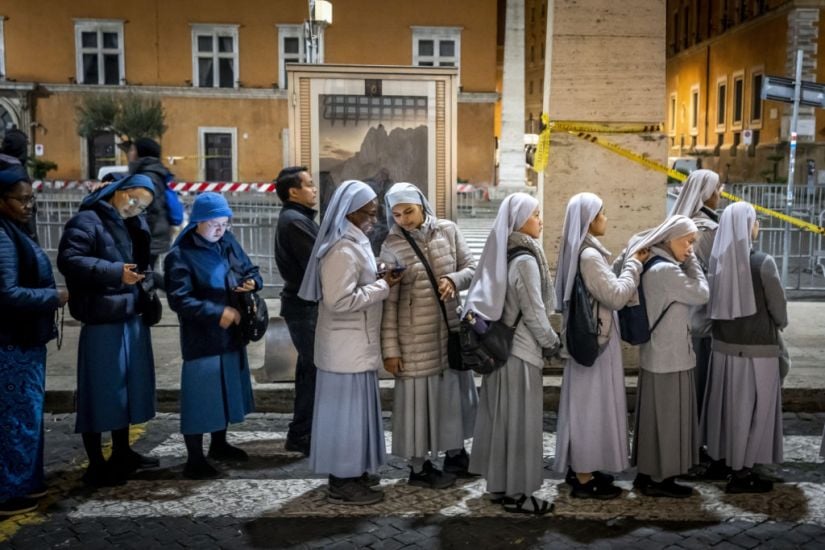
400, 228, 453, 330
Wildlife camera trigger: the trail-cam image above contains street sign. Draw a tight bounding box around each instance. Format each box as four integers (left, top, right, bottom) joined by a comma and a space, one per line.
742, 129, 753, 145
762, 75, 825, 108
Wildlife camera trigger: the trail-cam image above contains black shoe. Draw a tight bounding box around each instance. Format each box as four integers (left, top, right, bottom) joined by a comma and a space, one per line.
284, 436, 310, 457
408, 460, 456, 490
357, 472, 381, 488
26, 484, 49, 499
328, 476, 383, 505
109, 450, 160, 477
183, 460, 220, 480
566, 467, 615, 486
207, 443, 249, 462
726, 472, 773, 494
81, 464, 127, 488
638, 477, 693, 498
443, 449, 478, 478
570, 477, 622, 500
0, 497, 38, 517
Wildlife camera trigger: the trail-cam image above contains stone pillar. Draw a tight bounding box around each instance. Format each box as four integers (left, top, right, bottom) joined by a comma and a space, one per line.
543, 0, 667, 260
499, 0, 526, 186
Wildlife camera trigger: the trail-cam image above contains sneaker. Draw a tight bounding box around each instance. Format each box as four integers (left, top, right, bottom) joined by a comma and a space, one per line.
81, 464, 127, 488
638, 477, 693, 498
726, 472, 773, 494
443, 449, 478, 478
207, 443, 249, 462
284, 436, 310, 457
327, 476, 384, 505
565, 467, 615, 486
0, 497, 38, 517
109, 450, 160, 478
569, 477, 622, 500
183, 460, 220, 480
408, 460, 456, 490
357, 472, 381, 488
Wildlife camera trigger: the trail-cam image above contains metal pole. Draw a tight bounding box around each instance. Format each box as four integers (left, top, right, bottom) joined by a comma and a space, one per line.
782, 49, 803, 287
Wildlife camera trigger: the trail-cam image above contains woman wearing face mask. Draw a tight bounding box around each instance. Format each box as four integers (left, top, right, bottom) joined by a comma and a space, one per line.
57, 174, 160, 487
623, 215, 709, 498
464, 192, 559, 516
164, 192, 262, 479
379, 182, 477, 489
702, 202, 786, 493
554, 192, 649, 499
298, 180, 402, 505
0, 164, 68, 516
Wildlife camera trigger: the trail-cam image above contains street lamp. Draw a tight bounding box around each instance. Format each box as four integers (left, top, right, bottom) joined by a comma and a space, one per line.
305, 0, 333, 64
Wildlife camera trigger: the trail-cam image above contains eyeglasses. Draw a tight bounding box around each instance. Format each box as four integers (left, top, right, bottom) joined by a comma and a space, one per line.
6, 194, 36, 206
205, 221, 231, 231
126, 197, 149, 213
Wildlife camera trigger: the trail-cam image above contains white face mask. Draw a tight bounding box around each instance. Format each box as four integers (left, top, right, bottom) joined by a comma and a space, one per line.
196, 217, 230, 243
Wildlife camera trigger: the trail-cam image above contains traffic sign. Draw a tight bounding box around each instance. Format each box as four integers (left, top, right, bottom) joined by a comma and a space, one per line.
762, 75, 825, 108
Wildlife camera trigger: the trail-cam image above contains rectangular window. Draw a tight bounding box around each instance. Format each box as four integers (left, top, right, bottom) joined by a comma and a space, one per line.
716, 79, 727, 128
673, 11, 680, 52
751, 72, 763, 123
199, 127, 237, 181
669, 93, 677, 136
683, 6, 689, 49
75, 20, 125, 85
191, 25, 238, 88
733, 74, 744, 125
277, 25, 307, 89
412, 27, 461, 77
0, 16, 6, 79
87, 131, 117, 179
690, 86, 699, 133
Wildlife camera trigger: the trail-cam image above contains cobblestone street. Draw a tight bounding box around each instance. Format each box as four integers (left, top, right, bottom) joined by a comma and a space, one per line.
1, 413, 825, 548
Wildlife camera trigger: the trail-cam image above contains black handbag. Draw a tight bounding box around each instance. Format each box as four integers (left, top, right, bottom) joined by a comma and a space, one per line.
137, 272, 162, 327
400, 229, 468, 371
237, 291, 269, 343
565, 264, 600, 367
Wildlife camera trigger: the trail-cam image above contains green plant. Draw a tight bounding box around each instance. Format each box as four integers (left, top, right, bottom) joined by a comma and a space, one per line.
27, 158, 58, 179
75, 93, 167, 143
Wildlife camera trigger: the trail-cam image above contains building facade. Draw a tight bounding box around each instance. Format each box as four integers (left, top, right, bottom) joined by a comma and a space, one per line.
666, 0, 825, 183
0, 0, 498, 185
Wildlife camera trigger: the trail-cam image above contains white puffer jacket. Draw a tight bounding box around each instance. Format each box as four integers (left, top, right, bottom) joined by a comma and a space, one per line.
380, 217, 476, 378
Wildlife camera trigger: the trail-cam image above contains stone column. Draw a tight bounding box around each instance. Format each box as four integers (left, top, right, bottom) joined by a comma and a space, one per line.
499, 0, 526, 186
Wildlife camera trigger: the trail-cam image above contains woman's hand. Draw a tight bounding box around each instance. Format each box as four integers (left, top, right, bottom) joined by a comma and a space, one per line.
382, 270, 403, 287
383, 357, 404, 376
219, 306, 241, 328
633, 248, 651, 263
234, 279, 257, 293
438, 277, 456, 301
121, 264, 145, 285
57, 289, 70, 306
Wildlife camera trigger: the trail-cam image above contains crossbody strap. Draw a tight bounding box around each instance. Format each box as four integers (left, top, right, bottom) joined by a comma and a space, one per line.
642, 255, 675, 335
400, 229, 452, 330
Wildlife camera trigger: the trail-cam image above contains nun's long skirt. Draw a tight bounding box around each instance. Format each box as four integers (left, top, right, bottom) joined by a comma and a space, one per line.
555, 317, 629, 474
632, 368, 700, 482
469, 355, 543, 497
180, 349, 254, 435
310, 369, 386, 478
392, 368, 478, 458
0, 345, 46, 499
701, 353, 783, 470
820, 425, 825, 459
75, 317, 156, 434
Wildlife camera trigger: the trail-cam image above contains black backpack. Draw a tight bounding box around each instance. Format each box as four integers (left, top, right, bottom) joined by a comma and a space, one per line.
617, 255, 674, 345
565, 261, 600, 367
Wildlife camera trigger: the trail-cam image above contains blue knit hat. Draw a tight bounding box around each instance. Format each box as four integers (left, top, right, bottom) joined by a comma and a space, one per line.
190, 192, 233, 223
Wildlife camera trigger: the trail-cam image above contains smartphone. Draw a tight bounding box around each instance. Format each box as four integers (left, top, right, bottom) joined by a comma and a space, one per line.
391, 266, 407, 276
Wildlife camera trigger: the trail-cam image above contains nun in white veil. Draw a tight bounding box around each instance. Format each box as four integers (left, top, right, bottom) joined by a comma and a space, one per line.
626, 215, 709, 499
465, 192, 559, 515
670, 169, 724, 420
553, 193, 648, 499
701, 201, 786, 494
298, 180, 402, 505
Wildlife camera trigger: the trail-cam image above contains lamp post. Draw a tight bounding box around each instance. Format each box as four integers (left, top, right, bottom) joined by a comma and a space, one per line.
305, 0, 333, 64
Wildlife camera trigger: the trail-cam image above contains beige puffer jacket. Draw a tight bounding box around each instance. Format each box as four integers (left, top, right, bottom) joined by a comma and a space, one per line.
380, 217, 476, 378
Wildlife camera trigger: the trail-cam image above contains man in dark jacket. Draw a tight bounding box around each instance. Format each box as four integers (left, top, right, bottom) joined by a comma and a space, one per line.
128, 137, 172, 283
274, 166, 319, 456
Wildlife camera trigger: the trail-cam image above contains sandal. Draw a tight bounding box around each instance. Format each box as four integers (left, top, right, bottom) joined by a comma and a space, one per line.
502, 494, 553, 516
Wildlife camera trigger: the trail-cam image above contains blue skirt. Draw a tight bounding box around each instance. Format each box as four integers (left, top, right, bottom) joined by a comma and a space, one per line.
309, 370, 386, 478
75, 317, 156, 433
0, 345, 46, 500
180, 349, 254, 435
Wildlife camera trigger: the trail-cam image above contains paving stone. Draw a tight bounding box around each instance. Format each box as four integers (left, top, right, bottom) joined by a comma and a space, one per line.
726, 533, 763, 549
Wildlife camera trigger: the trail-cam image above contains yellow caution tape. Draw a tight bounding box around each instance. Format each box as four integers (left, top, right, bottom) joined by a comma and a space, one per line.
533, 113, 551, 172
561, 129, 825, 235
549, 121, 664, 134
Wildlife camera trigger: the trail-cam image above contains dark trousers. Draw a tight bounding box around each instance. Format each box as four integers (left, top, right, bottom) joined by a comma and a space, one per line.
281, 297, 318, 442
693, 336, 712, 413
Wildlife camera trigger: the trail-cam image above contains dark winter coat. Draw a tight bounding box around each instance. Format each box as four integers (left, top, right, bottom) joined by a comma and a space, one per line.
129, 157, 172, 256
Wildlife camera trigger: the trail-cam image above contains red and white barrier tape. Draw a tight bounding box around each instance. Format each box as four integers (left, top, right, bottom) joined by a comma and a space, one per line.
32, 181, 278, 192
